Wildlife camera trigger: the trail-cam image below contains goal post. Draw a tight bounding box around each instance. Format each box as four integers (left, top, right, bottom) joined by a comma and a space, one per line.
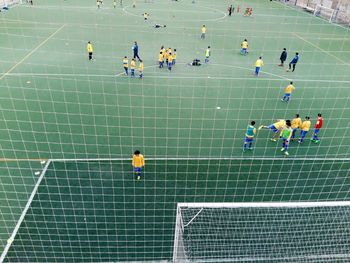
0, 0, 22, 8
173, 202, 350, 263
313, 4, 337, 23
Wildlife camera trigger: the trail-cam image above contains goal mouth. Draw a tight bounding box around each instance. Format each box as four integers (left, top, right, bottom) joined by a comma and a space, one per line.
173, 202, 350, 263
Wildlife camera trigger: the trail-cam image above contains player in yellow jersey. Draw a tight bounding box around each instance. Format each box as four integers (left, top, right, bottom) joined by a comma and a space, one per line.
201, 25, 206, 39
138, 60, 144, 78
291, 113, 302, 141
241, 39, 248, 55
298, 116, 311, 144
172, 49, 177, 65
87, 41, 94, 61
254, 56, 263, 76
205, 46, 211, 63
281, 81, 295, 102
159, 52, 164, 68
123, 56, 128, 75
258, 119, 286, 142
168, 53, 173, 71
132, 150, 145, 180
130, 58, 136, 78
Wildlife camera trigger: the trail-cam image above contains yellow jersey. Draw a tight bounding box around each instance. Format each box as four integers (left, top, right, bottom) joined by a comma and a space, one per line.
173, 52, 177, 59
139, 62, 144, 71
201, 27, 206, 33
274, 120, 286, 129
130, 60, 136, 69
168, 55, 173, 63
301, 120, 311, 131
291, 117, 302, 129
87, 43, 93, 53
159, 53, 164, 62
242, 41, 248, 49
255, 59, 264, 67
123, 58, 128, 68
285, 84, 295, 94
132, 154, 144, 168
161, 48, 165, 55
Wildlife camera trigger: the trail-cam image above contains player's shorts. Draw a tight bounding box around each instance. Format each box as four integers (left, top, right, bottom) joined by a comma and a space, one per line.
242, 48, 247, 52
133, 167, 142, 172
244, 136, 253, 143
300, 130, 308, 138
268, 125, 278, 133
284, 93, 291, 97
314, 128, 319, 134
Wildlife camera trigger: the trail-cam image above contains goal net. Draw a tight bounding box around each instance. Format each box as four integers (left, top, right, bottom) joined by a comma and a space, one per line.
173, 202, 350, 263
313, 5, 337, 23
0, 0, 21, 8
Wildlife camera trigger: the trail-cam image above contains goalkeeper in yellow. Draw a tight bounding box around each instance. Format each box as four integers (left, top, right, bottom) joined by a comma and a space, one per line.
280, 120, 293, 156
132, 150, 145, 180
258, 119, 286, 142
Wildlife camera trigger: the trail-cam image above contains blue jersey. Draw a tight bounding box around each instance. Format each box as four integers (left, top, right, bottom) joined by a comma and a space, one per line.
245, 125, 255, 138
133, 45, 138, 54
291, 55, 299, 64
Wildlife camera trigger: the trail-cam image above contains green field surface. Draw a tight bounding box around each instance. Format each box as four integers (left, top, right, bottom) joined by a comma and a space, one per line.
0, 0, 350, 262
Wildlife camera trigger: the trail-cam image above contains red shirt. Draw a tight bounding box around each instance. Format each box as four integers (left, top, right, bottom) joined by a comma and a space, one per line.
314, 117, 323, 129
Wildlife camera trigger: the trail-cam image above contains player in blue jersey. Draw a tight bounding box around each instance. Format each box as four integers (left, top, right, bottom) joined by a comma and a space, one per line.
243, 121, 257, 152
286, 52, 299, 72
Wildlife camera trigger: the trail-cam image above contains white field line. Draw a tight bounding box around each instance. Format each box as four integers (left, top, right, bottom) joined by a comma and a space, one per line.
0, 24, 66, 81
294, 33, 350, 67
0, 160, 51, 263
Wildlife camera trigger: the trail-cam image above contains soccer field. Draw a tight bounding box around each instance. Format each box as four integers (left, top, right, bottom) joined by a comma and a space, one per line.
0, 0, 350, 262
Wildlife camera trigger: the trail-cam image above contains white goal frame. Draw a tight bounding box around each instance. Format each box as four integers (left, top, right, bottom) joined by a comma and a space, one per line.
313, 4, 337, 23
173, 201, 350, 263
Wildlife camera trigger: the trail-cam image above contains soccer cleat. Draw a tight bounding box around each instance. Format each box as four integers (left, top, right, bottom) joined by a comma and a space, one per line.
284, 151, 289, 156
258, 125, 264, 130
248, 147, 253, 150
298, 140, 302, 144
314, 140, 320, 144
270, 138, 277, 142
137, 176, 141, 180
311, 139, 315, 142
286, 69, 290, 72
280, 148, 285, 152
281, 99, 284, 101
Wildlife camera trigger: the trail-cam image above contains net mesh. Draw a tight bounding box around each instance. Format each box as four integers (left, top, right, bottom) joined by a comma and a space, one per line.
174, 203, 350, 263
0, 0, 350, 262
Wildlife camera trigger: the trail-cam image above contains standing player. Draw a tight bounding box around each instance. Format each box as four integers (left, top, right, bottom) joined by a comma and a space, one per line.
158, 51, 164, 68
278, 48, 287, 67
280, 120, 293, 156
287, 52, 299, 72
311, 113, 323, 143
201, 25, 206, 39
172, 49, 177, 65
205, 46, 211, 63
298, 116, 311, 144
168, 53, 173, 71
130, 58, 136, 78
113, 0, 116, 8
281, 81, 295, 102
258, 119, 286, 142
254, 57, 264, 76
132, 150, 145, 180
138, 60, 144, 78
87, 41, 94, 61
291, 114, 302, 141
241, 39, 248, 55
123, 56, 128, 75
243, 121, 256, 152
132, 41, 141, 61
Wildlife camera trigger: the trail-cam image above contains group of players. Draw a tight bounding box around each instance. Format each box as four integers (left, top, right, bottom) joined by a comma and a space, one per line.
244, 114, 323, 156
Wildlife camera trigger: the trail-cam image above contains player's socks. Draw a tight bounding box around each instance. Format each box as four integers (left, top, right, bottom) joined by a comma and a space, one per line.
270, 138, 277, 142
285, 151, 289, 156
258, 125, 264, 130
280, 148, 285, 152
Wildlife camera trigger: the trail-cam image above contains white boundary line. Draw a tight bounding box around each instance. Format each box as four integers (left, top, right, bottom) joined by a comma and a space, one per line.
48, 157, 350, 162
0, 24, 65, 81
122, 3, 227, 22
293, 33, 350, 67
0, 160, 51, 263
